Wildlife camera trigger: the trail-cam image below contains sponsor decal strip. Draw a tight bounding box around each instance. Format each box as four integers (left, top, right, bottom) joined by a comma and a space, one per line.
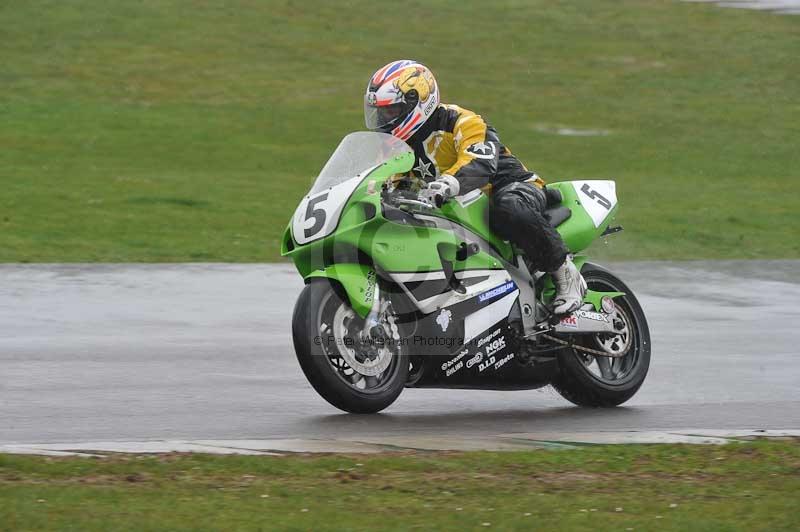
478, 281, 516, 303
575, 310, 609, 322
494, 353, 514, 371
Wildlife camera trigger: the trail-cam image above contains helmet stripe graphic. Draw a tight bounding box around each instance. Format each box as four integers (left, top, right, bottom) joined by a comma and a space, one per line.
405, 121, 424, 139
393, 113, 421, 139
382, 60, 411, 81
396, 108, 415, 128
380, 68, 405, 85
371, 62, 394, 84
373, 59, 415, 85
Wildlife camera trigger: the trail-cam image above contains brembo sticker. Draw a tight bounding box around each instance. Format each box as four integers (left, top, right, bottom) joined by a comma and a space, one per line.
441, 348, 468, 372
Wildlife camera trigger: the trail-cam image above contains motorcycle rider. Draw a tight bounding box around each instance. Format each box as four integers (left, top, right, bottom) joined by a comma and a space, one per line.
364, 60, 586, 314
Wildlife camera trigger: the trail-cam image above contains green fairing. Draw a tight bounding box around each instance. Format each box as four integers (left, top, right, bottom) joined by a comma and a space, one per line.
283, 148, 622, 316
281, 151, 415, 276
437, 195, 514, 261
584, 289, 626, 310
306, 264, 376, 318
546, 181, 619, 253
282, 151, 506, 316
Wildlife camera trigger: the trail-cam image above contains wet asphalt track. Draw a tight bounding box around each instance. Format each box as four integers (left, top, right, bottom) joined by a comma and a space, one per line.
1, 261, 799, 446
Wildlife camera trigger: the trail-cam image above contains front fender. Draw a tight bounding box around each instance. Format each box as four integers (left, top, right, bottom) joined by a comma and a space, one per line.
305, 264, 377, 318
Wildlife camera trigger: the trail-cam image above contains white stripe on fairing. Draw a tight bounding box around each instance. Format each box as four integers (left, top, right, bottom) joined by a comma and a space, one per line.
390, 271, 446, 282
463, 291, 518, 344
389, 269, 498, 283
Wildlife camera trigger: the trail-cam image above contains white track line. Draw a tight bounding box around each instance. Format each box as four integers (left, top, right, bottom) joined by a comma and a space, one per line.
3, 430, 799, 456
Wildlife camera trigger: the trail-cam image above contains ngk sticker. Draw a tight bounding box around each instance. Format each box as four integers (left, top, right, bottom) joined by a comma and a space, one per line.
484, 336, 506, 357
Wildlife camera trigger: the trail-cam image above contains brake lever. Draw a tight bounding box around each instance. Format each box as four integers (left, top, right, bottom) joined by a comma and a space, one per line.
394, 198, 435, 210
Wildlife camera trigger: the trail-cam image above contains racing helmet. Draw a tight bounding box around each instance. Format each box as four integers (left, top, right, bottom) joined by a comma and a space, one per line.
364, 60, 439, 141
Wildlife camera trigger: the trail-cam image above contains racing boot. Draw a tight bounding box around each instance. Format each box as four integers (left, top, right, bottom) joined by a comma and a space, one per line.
550, 256, 587, 315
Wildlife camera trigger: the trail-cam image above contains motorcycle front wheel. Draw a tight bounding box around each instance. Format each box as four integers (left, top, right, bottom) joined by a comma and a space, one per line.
551, 262, 651, 407
292, 279, 408, 413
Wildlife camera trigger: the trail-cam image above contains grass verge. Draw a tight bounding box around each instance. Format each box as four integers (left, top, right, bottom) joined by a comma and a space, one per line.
1, 0, 798, 262
2, 440, 799, 530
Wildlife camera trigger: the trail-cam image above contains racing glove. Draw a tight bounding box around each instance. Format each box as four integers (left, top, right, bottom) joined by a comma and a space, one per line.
419, 174, 460, 207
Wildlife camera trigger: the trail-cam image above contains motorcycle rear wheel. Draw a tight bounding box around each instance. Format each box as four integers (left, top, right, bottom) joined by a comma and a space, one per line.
292, 279, 408, 413
551, 262, 651, 407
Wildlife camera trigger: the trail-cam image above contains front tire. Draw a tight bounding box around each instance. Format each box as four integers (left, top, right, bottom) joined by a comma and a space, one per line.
292, 279, 408, 413
551, 262, 651, 407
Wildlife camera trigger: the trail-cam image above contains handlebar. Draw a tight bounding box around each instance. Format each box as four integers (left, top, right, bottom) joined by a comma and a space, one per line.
393, 198, 435, 210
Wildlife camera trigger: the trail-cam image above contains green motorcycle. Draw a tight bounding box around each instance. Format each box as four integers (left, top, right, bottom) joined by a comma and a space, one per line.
282, 132, 650, 413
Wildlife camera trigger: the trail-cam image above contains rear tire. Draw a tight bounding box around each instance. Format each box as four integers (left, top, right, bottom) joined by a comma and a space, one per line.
292, 279, 408, 413
551, 262, 651, 407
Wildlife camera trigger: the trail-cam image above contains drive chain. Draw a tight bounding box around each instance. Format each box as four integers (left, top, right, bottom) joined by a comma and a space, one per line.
541, 333, 627, 358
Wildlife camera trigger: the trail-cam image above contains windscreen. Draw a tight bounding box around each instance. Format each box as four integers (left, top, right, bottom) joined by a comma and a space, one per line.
310, 132, 412, 193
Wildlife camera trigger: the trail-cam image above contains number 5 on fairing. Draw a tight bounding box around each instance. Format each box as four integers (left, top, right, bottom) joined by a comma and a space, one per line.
291, 175, 366, 245
303, 192, 328, 238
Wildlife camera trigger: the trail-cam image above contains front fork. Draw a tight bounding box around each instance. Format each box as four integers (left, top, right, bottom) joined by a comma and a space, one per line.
361, 278, 383, 340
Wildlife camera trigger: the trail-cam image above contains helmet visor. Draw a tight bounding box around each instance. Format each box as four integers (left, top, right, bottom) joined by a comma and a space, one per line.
364, 98, 407, 132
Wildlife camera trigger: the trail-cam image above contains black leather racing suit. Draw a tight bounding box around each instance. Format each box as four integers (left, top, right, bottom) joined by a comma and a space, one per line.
407, 104, 569, 272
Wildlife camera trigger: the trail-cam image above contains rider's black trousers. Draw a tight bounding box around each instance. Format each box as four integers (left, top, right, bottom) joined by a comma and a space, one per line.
488, 181, 569, 273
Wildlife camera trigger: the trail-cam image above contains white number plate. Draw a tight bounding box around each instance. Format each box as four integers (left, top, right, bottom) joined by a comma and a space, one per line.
292, 176, 361, 245
571, 180, 617, 228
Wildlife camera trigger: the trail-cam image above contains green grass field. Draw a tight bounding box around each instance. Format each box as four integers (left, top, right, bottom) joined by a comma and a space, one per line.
1, 0, 798, 262
2, 441, 799, 530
